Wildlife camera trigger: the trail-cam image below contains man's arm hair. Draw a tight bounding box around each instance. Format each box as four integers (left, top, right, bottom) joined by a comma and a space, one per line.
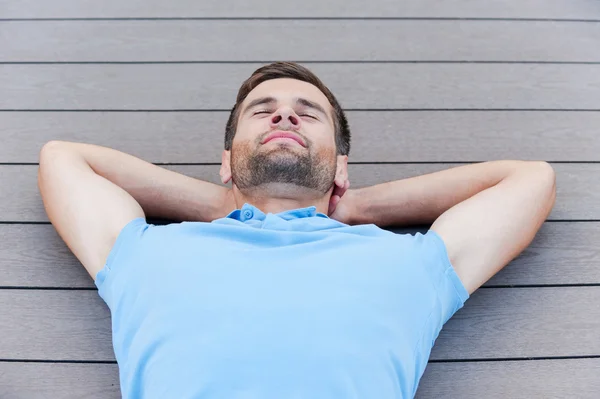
38, 140, 233, 279
348, 160, 556, 294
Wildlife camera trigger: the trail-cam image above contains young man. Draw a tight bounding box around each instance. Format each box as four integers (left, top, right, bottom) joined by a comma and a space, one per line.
38, 62, 556, 398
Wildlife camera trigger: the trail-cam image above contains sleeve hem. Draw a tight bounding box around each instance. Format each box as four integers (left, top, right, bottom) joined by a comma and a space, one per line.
94, 217, 148, 289
426, 229, 470, 304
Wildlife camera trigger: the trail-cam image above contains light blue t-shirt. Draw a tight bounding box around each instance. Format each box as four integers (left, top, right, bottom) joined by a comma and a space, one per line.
95, 203, 469, 399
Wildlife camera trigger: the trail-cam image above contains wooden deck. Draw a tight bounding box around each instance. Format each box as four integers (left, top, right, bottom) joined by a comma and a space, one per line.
1, 0, 600, 397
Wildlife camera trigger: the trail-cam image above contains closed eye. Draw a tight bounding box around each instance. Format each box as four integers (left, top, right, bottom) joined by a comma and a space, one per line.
253, 110, 272, 116
299, 113, 318, 120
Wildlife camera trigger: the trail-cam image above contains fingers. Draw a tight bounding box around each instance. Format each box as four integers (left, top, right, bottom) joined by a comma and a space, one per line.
332, 179, 349, 199
339, 180, 350, 198
328, 180, 349, 216
328, 196, 338, 215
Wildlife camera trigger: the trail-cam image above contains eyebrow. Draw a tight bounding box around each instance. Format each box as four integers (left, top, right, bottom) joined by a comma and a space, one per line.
295, 97, 328, 117
242, 96, 329, 117
242, 96, 277, 115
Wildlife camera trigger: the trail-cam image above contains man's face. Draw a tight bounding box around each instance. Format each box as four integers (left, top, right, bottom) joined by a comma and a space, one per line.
221, 78, 343, 195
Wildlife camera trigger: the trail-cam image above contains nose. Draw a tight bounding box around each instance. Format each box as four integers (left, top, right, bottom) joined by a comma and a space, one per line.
270, 106, 301, 131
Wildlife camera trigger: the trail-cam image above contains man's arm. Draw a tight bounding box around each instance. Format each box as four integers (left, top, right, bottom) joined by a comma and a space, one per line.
38, 140, 233, 279
345, 160, 556, 295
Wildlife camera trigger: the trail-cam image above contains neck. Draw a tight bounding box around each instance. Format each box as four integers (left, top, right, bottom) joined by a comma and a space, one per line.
231, 183, 331, 215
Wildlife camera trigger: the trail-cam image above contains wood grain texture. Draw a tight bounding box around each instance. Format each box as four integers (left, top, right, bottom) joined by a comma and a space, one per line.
2, 111, 599, 163
1, 287, 599, 361
0, 362, 121, 399
2, 359, 599, 399
0, 224, 93, 287
2, 0, 598, 394
4, 20, 599, 62
1, 222, 599, 288
1, 0, 598, 19
0, 163, 596, 222
2, 64, 599, 110
0, 290, 113, 361
416, 358, 600, 399
430, 287, 600, 360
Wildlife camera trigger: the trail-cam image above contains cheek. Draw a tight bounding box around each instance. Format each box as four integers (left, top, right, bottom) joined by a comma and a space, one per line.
311, 132, 337, 157
230, 139, 253, 162
235, 118, 268, 141
311, 126, 337, 148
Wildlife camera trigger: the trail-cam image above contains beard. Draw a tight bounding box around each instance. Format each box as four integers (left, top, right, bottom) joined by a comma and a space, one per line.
230, 137, 337, 195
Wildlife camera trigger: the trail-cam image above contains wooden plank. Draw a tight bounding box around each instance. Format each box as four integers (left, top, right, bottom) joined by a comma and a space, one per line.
429, 287, 600, 360
416, 358, 600, 399
2, 111, 599, 163
4, 20, 599, 62
0, 362, 121, 399
1, 359, 599, 399
0, 290, 113, 361
0, 163, 597, 222
1, 287, 599, 361
2, 222, 599, 289
1, 0, 598, 19
0, 224, 93, 288
481, 222, 600, 286
2, 64, 599, 110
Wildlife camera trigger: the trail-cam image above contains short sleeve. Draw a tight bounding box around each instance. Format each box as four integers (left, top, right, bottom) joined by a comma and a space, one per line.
94, 217, 150, 306
424, 229, 470, 324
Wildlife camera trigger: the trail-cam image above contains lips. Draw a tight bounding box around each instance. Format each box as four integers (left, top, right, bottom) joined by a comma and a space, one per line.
262, 131, 306, 147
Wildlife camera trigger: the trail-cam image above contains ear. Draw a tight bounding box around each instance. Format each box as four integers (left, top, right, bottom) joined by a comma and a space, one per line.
219, 150, 232, 184
334, 155, 349, 188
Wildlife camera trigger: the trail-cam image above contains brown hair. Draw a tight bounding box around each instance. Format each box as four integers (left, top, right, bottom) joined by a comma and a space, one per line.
224, 62, 351, 155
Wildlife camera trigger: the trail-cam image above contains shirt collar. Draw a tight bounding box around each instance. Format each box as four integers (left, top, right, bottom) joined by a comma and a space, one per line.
225, 203, 329, 222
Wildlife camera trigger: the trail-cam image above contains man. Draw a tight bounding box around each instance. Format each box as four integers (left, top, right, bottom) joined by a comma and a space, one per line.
38, 62, 556, 398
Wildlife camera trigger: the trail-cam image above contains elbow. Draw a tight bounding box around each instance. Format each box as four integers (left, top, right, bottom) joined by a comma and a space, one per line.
39, 141, 64, 176
39, 140, 69, 159
38, 142, 61, 191
39, 141, 64, 164
531, 161, 556, 189
528, 161, 557, 211
39, 141, 79, 166
38, 141, 79, 186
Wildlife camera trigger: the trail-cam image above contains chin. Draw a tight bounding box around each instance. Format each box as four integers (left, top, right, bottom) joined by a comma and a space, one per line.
261, 145, 302, 157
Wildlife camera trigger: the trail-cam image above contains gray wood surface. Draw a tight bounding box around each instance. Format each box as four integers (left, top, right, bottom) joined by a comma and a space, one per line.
0, 363, 121, 399
0, 164, 597, 222
2, 0, 598, 19
3, 111, 600, 163
3, 358, 599, 399
2, 221, 599, 289
4, 20, 600, 62
2, 0, 598, 395
1, 287, 599, 361
3, 64, 599, 110
416, 358, 600, 399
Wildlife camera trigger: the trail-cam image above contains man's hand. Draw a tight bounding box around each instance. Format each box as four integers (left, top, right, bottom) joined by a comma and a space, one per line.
327, 179, 351, 222
45, 141, 232, 223
38, 141, 233, 279
341, 160, 556, 294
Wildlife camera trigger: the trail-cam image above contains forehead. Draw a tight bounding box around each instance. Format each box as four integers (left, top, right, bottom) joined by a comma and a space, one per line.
242, 78, 332, 110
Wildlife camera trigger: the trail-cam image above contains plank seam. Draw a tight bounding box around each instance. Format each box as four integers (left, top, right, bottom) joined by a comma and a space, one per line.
0, 359, 116, 364
3, 161, 600, 166
2, 109, 600, 112
0, 286, 98, 290
3, 61, 600, 65
2, 284, 600, 290
1, 220, 599, 225
430, 355, 600, 363
1, 355, 599, 364
2, 17, 600, 22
